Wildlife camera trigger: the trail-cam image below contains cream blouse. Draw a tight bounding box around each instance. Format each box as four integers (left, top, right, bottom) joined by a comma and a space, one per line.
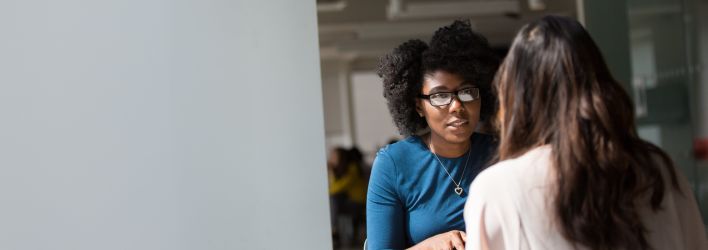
464, 146, 708, 250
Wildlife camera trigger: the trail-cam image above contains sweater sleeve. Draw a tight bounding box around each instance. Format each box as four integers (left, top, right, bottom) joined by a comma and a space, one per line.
366, 150, 406, 249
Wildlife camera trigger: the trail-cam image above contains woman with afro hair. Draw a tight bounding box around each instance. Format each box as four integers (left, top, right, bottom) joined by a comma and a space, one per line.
366, 20, 499, 249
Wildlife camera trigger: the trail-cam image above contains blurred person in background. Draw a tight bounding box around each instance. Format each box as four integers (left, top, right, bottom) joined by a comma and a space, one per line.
464, 15, 707, 250
368, 20, 499, 249
328, 146, 367, 247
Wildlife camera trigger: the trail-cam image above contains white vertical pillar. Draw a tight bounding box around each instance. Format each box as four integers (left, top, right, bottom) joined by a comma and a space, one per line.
0, 0, 331, 249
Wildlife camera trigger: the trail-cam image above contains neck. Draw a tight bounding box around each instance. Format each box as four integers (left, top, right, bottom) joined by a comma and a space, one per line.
426, 133, 471, 158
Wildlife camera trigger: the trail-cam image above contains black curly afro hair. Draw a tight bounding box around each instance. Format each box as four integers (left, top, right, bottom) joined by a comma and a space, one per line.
377, 20, 500, 136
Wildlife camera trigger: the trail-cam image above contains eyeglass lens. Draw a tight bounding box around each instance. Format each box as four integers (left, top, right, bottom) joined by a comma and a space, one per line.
429, 88, 479, 106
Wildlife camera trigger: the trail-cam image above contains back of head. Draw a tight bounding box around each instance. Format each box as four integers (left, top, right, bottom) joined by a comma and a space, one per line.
494, 15, 678, 249
347, 146, 366, 176
331, 147, 350, 177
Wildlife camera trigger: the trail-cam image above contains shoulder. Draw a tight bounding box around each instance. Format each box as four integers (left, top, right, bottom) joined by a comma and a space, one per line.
469, 160, 517, 196
371, 147, 396, 177
470, 146, 553, 198
373, 136, 425, 165
371, 137, 420, 177
379, 136, 423, 155
371, 136, 430, 181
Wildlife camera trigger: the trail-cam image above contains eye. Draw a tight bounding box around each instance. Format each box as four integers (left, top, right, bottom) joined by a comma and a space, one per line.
429, 93, 452, 106
458, 88, 479, 102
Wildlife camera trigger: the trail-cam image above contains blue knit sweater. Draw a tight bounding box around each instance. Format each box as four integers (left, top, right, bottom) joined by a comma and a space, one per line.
366, 133, 496, 249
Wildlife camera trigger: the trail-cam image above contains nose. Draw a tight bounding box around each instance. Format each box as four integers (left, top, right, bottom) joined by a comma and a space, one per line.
448, 95, 465, 113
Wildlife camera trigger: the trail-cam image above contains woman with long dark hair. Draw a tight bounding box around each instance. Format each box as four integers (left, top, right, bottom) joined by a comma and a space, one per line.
464, 15, 707, 250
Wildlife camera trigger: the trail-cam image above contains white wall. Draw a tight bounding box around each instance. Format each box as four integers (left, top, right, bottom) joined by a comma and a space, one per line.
0, 1, 331, 249
321, 58, 354, 150
351, 71, 401, 161
320, 68, 401, 164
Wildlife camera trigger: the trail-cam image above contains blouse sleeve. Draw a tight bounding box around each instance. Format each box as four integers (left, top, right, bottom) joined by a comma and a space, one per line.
366, 150, 406, 249
673, 171, 708, 249
464, 169, 507, 250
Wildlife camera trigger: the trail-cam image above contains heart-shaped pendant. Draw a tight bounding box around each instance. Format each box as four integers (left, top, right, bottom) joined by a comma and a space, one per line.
454, 186, 463, 196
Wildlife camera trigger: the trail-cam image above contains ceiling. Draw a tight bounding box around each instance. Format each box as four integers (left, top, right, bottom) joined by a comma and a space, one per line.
317, 0, 578, 70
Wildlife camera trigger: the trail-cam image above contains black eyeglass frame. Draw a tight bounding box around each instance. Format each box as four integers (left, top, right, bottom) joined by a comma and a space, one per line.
417, 87, 480, 107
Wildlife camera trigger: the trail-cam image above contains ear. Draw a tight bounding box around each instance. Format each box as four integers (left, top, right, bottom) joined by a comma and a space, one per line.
415, 100, 424, 117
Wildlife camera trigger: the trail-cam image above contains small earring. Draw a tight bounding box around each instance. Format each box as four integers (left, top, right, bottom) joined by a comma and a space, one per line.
418, 113, 424, 117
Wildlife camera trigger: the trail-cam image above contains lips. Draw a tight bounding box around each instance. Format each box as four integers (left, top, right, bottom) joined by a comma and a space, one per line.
446, 119, 469, 127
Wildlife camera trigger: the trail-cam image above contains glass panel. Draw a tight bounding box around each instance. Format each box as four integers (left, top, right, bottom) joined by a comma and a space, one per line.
627, 0, 706, 226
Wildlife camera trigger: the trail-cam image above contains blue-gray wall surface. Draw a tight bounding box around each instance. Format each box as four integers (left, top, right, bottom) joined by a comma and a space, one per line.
0, 1, 331, 249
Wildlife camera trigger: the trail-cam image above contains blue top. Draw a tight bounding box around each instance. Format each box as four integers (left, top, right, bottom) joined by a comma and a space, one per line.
366, 133, 496, 249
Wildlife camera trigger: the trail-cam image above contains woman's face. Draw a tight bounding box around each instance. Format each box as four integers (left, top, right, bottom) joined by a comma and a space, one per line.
417, 70, 481, 144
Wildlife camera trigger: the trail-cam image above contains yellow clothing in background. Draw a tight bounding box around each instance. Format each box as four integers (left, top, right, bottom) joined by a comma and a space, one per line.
329, 163, 367, 204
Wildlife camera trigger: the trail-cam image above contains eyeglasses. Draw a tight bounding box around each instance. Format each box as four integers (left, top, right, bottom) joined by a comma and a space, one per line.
418, 87, 480, 107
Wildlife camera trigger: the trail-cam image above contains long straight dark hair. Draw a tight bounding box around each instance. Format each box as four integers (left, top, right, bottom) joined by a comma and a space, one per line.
493, 16, 679, 249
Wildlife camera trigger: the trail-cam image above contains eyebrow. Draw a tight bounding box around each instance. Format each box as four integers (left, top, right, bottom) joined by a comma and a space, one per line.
428, 83, 476, 93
